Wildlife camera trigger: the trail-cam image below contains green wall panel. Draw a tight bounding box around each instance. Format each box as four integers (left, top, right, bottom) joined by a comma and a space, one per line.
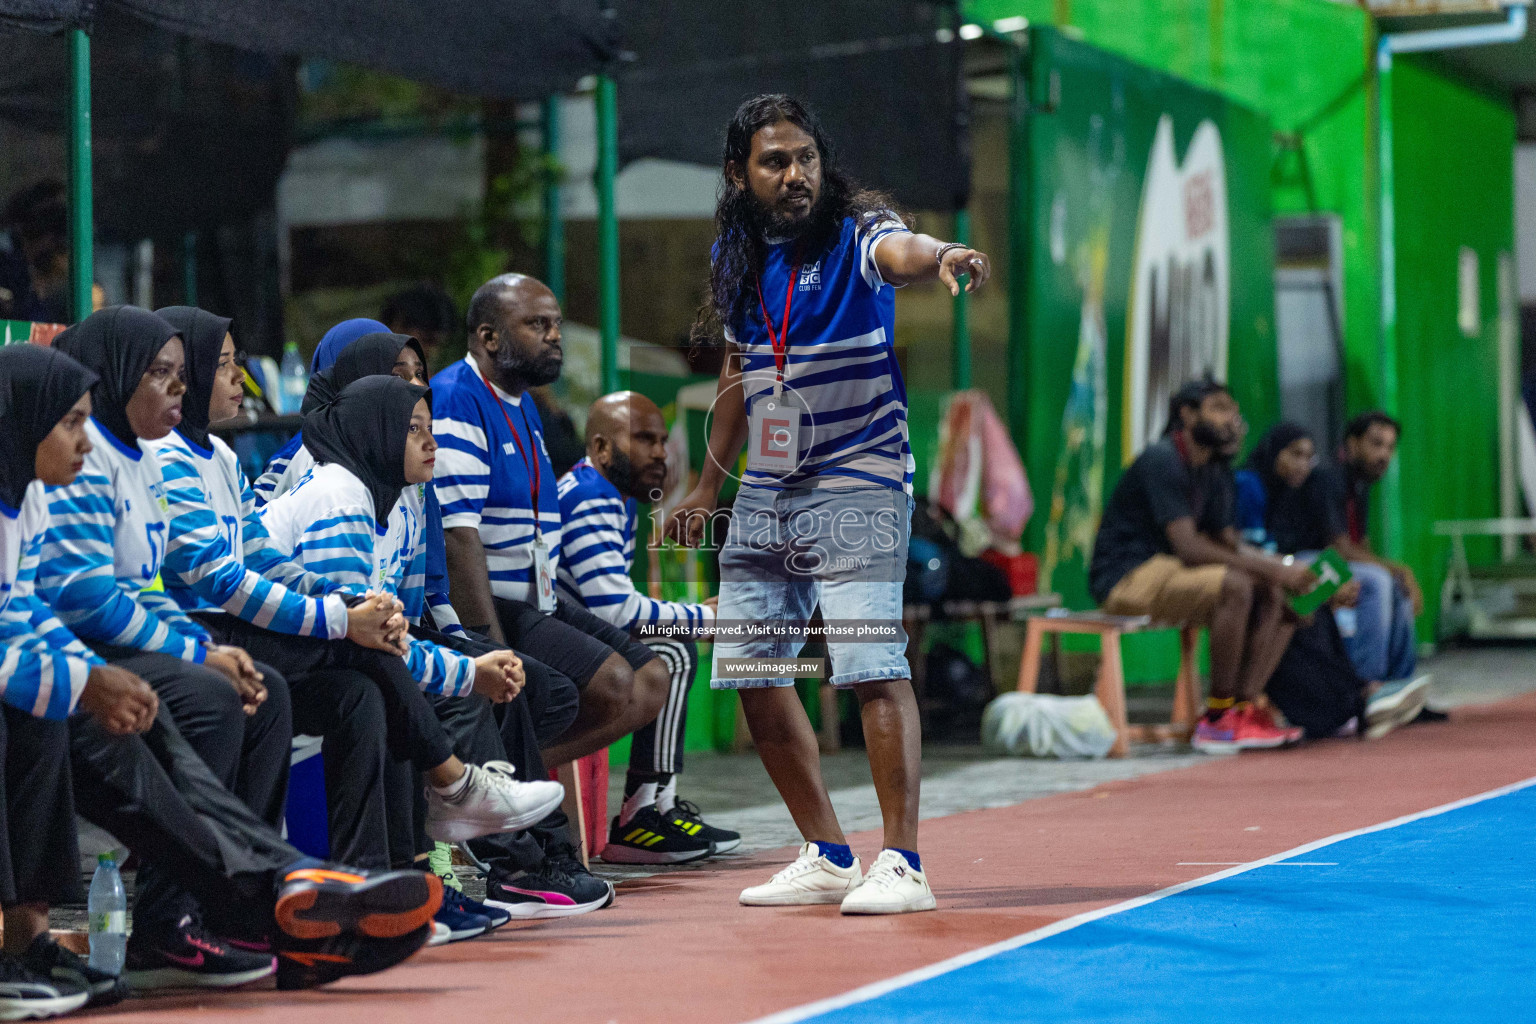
1390, 57, 1515, 638
1017, 28, 1277, 611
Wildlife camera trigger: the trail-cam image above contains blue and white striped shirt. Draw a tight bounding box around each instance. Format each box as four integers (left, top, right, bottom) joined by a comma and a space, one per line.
556, 458, 713, 631
254, 441, 460, 634
35, 418, 208, 662
725, 213, 913, 493
431, 356, 563, 605
0, 485, 100, 719
258, 462, 475, 697
148, 430, 351, 639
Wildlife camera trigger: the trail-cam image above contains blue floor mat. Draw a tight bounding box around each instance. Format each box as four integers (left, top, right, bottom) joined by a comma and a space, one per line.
785, 781, 1536, 1024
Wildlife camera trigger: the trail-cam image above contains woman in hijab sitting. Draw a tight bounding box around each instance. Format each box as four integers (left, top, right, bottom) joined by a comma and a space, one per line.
38, 307, 293, 987
258, 376, 562, 837
148, 309, 540, 939
1, 343, 445, 993
1236, 422, 1427, 739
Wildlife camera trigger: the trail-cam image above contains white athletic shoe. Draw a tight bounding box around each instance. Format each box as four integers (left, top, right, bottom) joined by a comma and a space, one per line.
739, 843, 862, 906
424, 761, 566, 842
840, 850, 937, 915
1365, 674, 1432, 740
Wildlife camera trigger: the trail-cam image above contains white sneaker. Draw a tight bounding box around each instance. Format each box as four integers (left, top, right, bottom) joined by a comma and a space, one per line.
840, 850, 936, 915
1365, 674, 1432, 740
426, 921, 452, 947
739, 843, 862, 906
425, 761, 566, 842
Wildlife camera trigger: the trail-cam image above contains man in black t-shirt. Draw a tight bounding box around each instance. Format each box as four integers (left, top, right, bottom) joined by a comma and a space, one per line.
1089, 380, 1315, 752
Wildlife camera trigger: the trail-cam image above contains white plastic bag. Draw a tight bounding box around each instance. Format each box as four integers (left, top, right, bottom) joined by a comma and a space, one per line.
981, 692, 1117, 759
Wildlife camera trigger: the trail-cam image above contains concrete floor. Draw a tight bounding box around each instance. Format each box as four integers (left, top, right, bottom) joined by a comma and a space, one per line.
596, 642, 1536, 877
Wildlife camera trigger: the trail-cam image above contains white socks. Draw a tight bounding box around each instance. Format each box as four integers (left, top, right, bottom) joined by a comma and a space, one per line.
619, 782, 657, 826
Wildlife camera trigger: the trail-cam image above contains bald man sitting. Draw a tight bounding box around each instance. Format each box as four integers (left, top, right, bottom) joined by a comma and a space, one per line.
557, 393, 739, 864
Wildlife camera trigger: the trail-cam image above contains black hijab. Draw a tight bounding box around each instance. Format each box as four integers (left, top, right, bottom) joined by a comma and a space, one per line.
155, 305, 232, 452
301, 332, 425, 415
1244, 421, 1313, 497
0, 345, 98, 510
53, 305, 181, 447
303, 375, 430, 524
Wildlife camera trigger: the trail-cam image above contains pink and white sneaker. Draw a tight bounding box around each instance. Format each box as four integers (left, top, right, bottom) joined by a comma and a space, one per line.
481, 863, 613, 920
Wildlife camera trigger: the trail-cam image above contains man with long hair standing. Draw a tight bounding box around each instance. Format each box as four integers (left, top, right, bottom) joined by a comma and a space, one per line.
668, 94, 989, 915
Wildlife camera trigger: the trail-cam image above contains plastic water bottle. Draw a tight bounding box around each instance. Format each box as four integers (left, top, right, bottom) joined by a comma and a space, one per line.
87, 853, 127, 974
1335, 606, 1358, 638
278, 342, 308, 415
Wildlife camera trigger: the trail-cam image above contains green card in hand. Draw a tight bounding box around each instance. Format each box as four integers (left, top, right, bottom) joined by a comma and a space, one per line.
1288, 547, 1353, 616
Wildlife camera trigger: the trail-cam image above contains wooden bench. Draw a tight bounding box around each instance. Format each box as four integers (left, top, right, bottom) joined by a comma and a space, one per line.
1014, 611, 1203, 758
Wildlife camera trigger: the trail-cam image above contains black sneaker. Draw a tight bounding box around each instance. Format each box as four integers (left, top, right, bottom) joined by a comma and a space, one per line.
601, 805, 715, 864
666, 799, 741, 854
483, 858, 613, 920
0, 952, 88, 1019
22, 934, 127, 1007
124, 916, 276, 990
276, 925, 431, 992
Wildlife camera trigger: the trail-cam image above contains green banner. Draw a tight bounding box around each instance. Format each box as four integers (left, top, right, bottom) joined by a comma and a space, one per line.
1017, 28, 1277, 608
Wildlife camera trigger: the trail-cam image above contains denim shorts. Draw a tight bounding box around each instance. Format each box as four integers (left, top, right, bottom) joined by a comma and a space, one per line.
710, 484, 912, 690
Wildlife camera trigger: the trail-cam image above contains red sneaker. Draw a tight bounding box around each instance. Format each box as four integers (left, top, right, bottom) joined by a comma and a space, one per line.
1233, 704, 1302, 749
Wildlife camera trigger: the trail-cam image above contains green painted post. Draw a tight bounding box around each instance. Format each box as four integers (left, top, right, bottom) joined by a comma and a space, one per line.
542, 95, 565, 306
68, 28, 93, 323
1375, 40, 1404, 562
595, 76, 620, 394
952, 207, 972, 390
1005, 38, 1031, 447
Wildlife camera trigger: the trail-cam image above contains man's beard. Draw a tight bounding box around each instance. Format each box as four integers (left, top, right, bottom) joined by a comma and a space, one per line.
748, 186, 828, 240
1191, 419, 1234, 460
606, 446, 664, 501
494, 343, 561, 388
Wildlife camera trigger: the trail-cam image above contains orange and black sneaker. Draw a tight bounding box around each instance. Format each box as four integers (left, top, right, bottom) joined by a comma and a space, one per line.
272, 861, 441, 989
276, 925, 434, 992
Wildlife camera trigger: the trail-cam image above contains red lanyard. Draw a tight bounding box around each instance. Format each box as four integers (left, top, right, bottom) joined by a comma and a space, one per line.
479, 371, 543, 539
756, 253, 802, 388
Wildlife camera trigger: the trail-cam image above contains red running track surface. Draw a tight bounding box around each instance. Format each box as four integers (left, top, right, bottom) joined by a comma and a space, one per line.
91, 693, 1536, 1024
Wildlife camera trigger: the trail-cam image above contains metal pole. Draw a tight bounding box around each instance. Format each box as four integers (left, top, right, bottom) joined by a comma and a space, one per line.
1375, 39, 1403, 562
542, 95, 565, 306
1005, 39, 1031, 446
68, 27, 93, 323
595, 76, 621, 394
182, 230, 198, 306
952, 207, 972, 390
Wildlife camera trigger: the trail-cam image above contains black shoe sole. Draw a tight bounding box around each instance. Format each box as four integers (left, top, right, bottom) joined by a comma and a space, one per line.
276, 869, 443, 941
276, 924, 431, 991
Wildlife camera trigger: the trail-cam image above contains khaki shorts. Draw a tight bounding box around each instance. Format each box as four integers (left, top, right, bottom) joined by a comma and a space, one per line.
1102, 555, 1227, 627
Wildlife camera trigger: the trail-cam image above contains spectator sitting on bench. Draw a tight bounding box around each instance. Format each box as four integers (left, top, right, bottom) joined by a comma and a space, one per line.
1087, 379, 1314, 753
1234, 421, 1431, 738
1246, 412, 1432, 722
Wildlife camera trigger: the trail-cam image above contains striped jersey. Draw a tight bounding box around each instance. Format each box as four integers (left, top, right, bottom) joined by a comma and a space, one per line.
556, 458, 713, 631
35, 418, 209, 662
252, 432, 303, 506
431, 356, 562, 605
258, 461, 475, 697
147, 429, 350, 639
725, 213, 913, 493
255, 441, 460, 634
0, 484, 100, 718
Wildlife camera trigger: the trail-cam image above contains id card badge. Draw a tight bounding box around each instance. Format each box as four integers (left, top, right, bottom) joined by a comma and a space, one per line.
746, 397, 802, 476
532, 537, 557, 613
